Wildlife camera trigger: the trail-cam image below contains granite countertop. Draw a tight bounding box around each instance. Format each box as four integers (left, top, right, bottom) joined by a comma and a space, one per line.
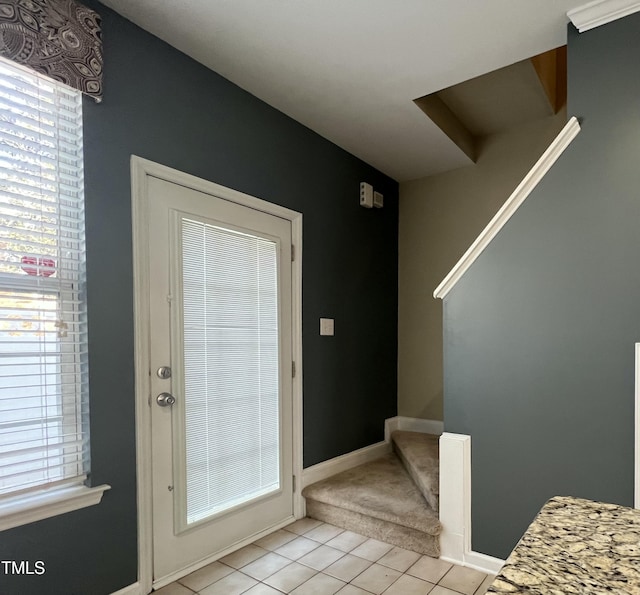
488, 496, 640, 594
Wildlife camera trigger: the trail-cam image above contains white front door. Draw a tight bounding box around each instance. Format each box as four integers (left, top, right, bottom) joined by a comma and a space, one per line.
146, 175, 294, 584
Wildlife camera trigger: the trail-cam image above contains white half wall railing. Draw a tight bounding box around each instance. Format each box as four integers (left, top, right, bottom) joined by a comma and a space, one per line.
433, 116, 581, 300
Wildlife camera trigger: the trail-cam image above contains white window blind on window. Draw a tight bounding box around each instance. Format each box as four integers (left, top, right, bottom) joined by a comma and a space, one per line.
0, 57, 88, 498
181, 218, 280, 525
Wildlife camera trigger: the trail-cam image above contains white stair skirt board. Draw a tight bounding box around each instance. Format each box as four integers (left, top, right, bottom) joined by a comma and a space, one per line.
385, 416, 444, 442
635, 343, 640, 509
439, 432, 505, 575
568, 0, 640, 32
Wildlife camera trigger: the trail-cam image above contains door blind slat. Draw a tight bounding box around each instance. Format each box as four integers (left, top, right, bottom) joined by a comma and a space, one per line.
181, 218, 281, 525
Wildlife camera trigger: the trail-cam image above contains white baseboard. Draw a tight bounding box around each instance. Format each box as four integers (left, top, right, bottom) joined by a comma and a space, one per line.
110, 582, 142, 595
302, 416, 444, 489
301, 441, 391, 489
441, 552, 502, 576
463, 550, 504, 575
385, 416, 444, 441
439, 432, 505, 576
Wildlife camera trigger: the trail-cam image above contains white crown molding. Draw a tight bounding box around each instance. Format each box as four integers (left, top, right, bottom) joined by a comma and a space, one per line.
434, 116, 581, 300
568, 0, 640, 32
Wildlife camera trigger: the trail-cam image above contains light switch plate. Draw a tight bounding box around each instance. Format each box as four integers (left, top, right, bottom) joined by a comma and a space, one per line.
320, 318, 335, 336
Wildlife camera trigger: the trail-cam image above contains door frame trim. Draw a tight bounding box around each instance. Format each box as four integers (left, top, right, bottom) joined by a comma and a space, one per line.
131, 156, 304, 593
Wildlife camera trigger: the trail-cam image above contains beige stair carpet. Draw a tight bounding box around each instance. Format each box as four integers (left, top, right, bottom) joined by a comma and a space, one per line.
392, 430, 439, 511
302, 453, 441, 557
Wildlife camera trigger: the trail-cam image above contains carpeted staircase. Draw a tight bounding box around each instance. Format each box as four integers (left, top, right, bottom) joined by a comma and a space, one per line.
302, 431, 441, 557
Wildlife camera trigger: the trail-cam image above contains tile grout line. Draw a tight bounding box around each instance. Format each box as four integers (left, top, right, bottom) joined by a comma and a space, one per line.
166, 520, 492, 595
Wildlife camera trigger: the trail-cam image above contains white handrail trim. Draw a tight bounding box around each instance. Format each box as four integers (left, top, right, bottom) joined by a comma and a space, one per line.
433, 116, 581, 300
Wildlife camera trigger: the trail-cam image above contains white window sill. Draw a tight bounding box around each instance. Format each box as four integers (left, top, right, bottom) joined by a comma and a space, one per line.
0, 483, 111, 532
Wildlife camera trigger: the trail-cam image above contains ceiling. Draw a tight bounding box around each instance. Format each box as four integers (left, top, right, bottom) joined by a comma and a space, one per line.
436, 59, 555, 137
100, 0, 586, 182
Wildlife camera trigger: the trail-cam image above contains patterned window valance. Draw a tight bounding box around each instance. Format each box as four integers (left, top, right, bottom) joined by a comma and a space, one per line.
0, 0, 102, 101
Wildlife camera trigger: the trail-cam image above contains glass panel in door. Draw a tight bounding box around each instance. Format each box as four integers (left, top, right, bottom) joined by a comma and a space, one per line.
180, 218, 281, 527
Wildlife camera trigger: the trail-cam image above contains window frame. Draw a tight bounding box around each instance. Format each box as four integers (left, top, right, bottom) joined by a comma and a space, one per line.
0, 274, 81, 496
0, 58, 109, 531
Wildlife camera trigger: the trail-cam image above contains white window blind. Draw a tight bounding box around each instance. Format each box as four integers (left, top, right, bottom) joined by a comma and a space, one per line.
0, 57, 89, 498
181, 218, 280, 525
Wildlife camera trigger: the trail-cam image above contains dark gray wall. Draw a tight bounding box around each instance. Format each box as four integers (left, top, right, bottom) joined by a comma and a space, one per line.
0, 3, 398, 593
444, 15, 640, 560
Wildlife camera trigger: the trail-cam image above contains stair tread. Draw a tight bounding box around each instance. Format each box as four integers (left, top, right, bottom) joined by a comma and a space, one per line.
302, 453, 440, 536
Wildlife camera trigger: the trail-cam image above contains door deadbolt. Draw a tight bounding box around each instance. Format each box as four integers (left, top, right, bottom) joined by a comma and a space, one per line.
157, 366, 172, 379
156, 392, 176, 407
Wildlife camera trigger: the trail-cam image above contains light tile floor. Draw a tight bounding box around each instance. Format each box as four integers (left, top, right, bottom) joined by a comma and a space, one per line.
155, 519, 495, 595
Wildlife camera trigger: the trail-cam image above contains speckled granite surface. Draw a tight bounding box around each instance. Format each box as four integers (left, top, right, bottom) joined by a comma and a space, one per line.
488, 496, 640, 594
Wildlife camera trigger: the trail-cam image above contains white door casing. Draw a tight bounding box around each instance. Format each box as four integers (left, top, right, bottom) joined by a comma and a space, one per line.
131, 157, 304, 592
150, 176, 294, 579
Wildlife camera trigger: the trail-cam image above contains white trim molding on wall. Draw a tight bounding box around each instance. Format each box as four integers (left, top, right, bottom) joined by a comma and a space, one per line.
439, 433, 505, 576
433, 117, 581, 300
568, 0, 640, 32
301, 441, 391, 491
131, 156, 304, 595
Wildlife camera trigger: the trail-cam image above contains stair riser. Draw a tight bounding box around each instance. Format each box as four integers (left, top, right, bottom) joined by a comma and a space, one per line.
306, 500, 440, 558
